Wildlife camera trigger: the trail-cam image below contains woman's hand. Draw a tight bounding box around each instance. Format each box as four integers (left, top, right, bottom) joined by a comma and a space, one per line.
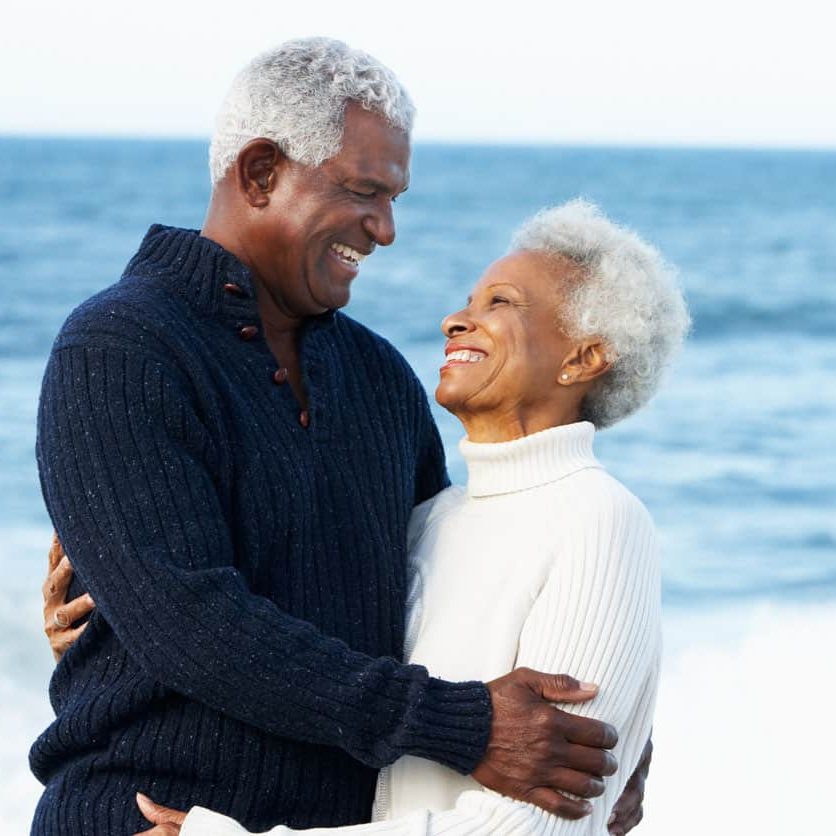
43, 532, 96, 662
133, 793, 187, 835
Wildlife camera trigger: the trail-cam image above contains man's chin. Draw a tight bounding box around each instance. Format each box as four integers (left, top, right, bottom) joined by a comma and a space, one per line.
310, 281, 352, 312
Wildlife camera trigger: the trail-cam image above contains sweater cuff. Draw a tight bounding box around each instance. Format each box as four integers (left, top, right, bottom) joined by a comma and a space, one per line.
401, 677, 492, 775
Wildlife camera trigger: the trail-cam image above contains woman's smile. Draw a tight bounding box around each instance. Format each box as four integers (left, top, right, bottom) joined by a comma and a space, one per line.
440, 343, 489, 372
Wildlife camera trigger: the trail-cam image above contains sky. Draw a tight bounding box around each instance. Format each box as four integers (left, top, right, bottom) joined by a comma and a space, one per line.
1, 0, 834, 148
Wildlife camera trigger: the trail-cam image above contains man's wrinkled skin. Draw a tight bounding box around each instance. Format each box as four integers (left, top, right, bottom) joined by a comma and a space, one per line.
472, 668, 617, 820
46, 541, 652, 833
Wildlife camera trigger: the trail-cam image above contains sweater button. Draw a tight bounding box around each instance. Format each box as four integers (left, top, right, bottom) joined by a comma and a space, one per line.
273, 368, 288, 385
239, 325, 259, 341
299, 410, 310, 428
223, 282, 245, 297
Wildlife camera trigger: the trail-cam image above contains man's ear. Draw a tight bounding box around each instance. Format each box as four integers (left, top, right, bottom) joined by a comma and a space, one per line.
558, 339, 612, 385
234, 139, 284, 207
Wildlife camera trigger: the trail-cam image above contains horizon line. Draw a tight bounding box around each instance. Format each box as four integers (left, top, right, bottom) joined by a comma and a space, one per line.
1, 131, 835, 155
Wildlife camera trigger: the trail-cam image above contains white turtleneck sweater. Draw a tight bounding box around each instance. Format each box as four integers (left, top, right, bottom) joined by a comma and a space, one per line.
182, 422, 662, 836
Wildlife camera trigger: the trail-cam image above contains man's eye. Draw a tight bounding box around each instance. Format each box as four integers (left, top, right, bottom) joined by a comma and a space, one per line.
348, 188, 375, 198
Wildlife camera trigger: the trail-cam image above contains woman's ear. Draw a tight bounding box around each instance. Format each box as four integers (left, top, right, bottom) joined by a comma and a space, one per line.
558, 339, 612, 385
234, 139, 284, 207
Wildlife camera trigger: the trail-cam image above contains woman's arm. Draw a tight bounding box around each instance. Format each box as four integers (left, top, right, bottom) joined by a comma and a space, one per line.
173, 478, 662, 836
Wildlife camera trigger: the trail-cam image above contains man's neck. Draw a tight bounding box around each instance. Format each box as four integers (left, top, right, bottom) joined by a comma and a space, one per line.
201, 190, 310, 406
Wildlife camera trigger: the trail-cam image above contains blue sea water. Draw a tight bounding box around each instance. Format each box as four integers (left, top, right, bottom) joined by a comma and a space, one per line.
1, 138, 834, 834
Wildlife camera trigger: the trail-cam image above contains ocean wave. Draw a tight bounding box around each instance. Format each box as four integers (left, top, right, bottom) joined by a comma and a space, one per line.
641, 601, 836, 835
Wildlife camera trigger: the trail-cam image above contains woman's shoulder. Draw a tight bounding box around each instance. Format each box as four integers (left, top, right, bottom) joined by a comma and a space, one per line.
565, 465, 653, 520
551, 467, 659, 560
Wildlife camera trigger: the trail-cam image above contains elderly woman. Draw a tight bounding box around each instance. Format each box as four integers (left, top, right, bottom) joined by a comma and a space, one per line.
49, 199, 688, 835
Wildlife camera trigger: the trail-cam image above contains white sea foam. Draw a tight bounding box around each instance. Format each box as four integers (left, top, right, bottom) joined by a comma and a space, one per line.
3, 524, 834, 834
641, 601, 836, 835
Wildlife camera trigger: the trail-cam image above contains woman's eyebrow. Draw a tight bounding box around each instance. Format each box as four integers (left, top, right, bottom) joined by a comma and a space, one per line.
487, 282, 523, 293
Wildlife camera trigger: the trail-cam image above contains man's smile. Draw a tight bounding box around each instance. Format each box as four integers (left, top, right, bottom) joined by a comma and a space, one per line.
330, 242, 370, 267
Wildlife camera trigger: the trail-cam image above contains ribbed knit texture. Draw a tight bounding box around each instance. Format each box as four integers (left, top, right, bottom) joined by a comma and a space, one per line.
31, 225, 492, 836
181, 422, 662, 836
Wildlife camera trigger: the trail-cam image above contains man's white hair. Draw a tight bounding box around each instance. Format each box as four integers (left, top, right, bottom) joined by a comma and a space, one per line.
209, 37, 415, 185
512, 199, 690, 429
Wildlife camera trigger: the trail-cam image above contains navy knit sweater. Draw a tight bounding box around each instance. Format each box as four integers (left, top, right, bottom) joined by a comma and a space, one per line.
32, 226, 492, 836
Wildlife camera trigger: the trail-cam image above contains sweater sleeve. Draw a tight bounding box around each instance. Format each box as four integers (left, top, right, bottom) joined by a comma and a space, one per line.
37, 342, 491, 773
178, 476, 662, 836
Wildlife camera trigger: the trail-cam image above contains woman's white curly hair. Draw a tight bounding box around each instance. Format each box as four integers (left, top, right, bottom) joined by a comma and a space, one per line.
209, 37, 415, 185
512, 199, 691, 429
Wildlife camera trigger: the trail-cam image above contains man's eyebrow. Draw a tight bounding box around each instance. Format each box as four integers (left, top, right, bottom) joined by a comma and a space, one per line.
352, 177, 408, 195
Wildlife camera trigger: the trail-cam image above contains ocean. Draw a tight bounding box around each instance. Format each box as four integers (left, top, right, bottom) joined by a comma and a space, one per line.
1, 137, 834, 834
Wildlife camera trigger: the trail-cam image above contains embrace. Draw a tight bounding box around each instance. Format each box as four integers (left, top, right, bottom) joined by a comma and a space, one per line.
34, 38, 688, 836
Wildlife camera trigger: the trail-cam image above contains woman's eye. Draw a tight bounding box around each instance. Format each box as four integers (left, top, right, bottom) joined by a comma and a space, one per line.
490, 296, 509, 306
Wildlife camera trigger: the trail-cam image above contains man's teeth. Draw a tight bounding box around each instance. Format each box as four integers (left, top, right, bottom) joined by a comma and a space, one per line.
330, 243, 367, 266
446, 350, 486, 363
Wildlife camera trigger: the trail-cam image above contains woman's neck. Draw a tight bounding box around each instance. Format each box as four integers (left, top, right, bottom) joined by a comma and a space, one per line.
456, 402, 582, 443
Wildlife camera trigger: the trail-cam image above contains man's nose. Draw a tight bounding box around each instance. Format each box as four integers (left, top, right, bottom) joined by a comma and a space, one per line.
363, 200, 396, 247
441, 308, 475, 336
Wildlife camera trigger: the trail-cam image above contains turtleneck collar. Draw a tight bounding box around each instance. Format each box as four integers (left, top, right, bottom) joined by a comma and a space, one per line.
460, 421, 601, 498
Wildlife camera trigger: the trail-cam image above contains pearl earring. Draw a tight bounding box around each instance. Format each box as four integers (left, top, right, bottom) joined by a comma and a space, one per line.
560, 373, 570, 381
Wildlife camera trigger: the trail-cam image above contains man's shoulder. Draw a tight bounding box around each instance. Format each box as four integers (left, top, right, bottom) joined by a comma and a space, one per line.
54, 273, 187, 356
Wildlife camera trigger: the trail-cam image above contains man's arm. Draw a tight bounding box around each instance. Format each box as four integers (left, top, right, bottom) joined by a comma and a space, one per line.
139, 481, 659, 836
38, 341, 489, 773
39, 339, 617, 797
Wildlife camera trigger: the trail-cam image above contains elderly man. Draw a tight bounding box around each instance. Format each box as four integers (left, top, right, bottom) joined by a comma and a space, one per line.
34, 39, 647, 836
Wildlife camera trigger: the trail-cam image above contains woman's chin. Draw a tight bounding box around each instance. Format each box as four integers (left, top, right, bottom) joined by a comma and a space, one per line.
434, 382, 465, 416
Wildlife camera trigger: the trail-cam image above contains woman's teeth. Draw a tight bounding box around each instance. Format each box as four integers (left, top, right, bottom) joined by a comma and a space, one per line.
330, 243, 366, 266
446, 350, 486, 363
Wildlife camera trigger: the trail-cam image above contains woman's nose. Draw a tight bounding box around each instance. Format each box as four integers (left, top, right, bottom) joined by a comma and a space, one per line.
441, 308, 475, 336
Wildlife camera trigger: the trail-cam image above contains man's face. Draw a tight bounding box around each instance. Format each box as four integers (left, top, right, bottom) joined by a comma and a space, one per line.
245, 103, 411, 317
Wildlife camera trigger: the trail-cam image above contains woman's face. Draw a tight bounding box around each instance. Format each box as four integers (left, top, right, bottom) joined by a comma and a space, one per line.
435, 250, 581, 436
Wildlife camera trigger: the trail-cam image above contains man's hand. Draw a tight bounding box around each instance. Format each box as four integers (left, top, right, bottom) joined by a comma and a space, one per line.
608, 737, 652, 835
134, 793, 187, 835
472, 668, 618, 819
43, 532, 96, 662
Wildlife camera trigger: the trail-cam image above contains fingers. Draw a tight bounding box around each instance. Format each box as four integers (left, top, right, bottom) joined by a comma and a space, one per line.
559, 742, 618, 778
43, 555, 73, 605
54, 593, 96, 628
48, 532, 64, 573
523, 787, 593, 820
608, 804, 644, 835
544, 767, 605, 799
50, 623, 88, 663
136, 793, 187, 826
562, 712, 619, 750
639, 736, 653, 768
524, 669, 600, 704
